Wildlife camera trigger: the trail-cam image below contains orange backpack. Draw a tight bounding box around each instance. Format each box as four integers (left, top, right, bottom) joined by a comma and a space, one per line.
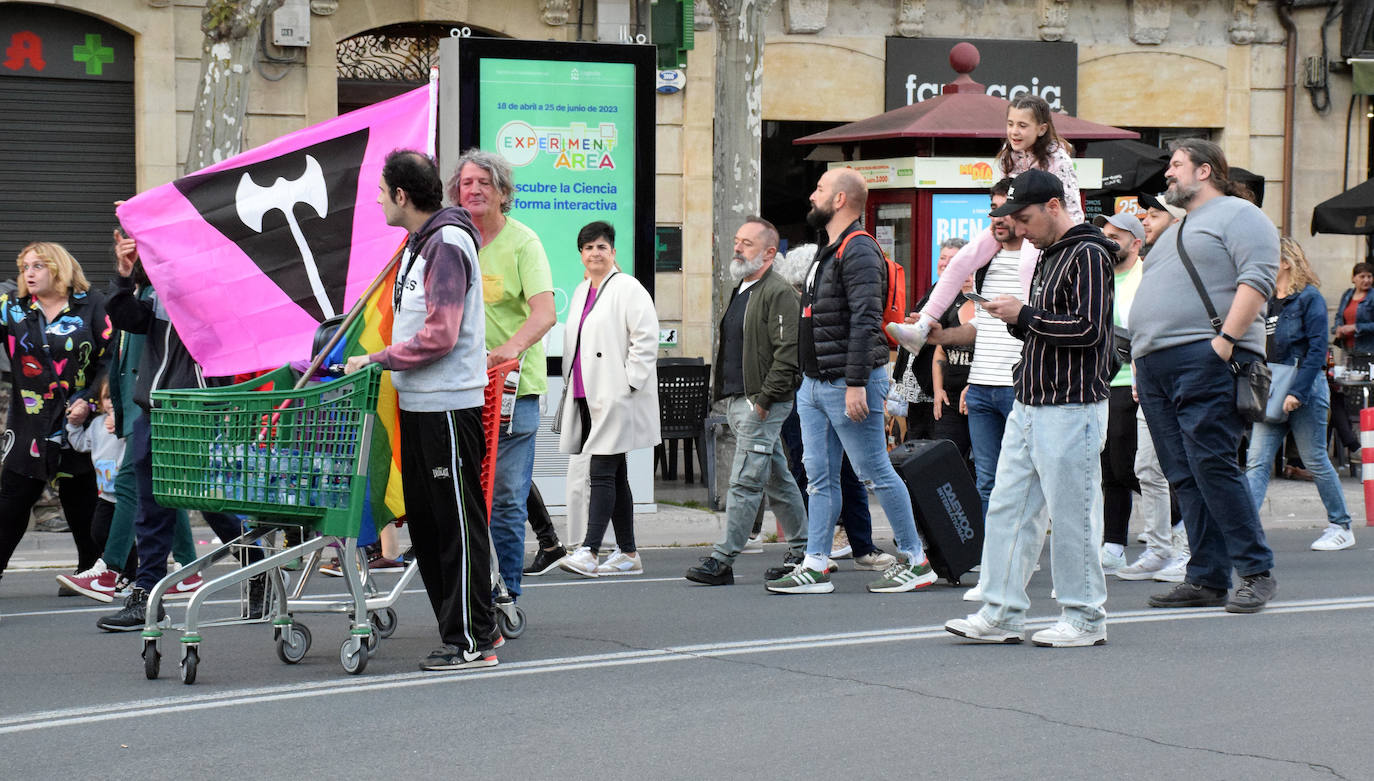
836, 230, 906, 349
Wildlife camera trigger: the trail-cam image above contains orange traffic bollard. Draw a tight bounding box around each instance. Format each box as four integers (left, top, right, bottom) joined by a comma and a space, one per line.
1361, 408, 1374, 526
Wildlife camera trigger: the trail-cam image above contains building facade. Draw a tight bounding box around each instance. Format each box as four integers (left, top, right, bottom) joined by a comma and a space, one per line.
0, 0, 1364, 357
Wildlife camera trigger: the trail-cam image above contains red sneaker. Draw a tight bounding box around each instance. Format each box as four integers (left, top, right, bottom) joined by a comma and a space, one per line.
56, 567, 121, 603
163, 573, 205, 601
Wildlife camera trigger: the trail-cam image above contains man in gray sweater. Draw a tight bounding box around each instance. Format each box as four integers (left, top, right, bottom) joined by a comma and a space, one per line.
1130, 139, 1279, 614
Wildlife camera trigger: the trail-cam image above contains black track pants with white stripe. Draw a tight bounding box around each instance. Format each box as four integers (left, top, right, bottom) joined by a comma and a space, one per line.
399, 407, 496, 652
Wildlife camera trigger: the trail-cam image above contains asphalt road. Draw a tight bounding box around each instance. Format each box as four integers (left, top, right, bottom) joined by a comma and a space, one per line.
1, 528, 1371, 780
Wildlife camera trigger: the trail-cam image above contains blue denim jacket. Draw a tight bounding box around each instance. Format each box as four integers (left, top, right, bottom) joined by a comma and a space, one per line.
1332, 286, 1374, 355
1270, 284, 1327, 405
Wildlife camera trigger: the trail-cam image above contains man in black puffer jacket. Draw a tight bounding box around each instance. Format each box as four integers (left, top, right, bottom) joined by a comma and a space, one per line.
766, 167, 935, 596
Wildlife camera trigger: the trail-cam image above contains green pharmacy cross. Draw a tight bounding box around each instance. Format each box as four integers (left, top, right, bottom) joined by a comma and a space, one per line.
73, 34, 114, 76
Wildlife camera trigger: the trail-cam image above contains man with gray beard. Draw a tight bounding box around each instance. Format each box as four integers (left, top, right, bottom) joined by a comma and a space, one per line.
686, 217, 809, 585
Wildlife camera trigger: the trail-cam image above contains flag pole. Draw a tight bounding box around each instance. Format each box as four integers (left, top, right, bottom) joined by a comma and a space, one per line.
295, 241, 405, 389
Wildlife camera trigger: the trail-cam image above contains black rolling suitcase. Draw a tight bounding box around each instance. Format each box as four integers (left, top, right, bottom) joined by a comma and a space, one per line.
889, 439, 983, 585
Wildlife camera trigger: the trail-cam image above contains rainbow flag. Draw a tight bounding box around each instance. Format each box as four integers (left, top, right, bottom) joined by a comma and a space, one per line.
340, 250, 405, 528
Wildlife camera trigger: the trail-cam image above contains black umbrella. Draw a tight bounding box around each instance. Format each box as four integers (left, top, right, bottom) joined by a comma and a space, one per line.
1083, 139, 1169, 192
1312, 178, 1374, 235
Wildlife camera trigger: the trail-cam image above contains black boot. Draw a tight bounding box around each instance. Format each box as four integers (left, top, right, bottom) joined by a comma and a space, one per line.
685, 557, 735, 586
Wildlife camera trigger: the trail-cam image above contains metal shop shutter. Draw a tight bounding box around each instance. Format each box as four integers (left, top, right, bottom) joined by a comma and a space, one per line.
0, 75, 135, 291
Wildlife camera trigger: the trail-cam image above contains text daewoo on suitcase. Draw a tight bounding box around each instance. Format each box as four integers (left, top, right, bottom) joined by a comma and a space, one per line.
889, 439, 983, 585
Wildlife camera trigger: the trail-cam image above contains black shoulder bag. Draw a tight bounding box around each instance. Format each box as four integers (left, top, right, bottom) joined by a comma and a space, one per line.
1174, 218, 1271, 423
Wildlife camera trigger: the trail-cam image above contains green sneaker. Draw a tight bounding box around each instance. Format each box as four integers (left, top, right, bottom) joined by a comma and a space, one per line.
765, 566, 834, 594
867, 557, 938, 593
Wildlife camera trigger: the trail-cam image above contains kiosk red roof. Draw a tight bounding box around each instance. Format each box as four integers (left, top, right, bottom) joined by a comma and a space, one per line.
794, 71, 1138, 145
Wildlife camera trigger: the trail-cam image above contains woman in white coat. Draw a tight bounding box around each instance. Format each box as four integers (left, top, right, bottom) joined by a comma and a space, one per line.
557, 221, 661, 576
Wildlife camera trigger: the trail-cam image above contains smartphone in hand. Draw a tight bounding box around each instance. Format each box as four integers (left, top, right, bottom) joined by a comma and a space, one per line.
962, 291, 990, 304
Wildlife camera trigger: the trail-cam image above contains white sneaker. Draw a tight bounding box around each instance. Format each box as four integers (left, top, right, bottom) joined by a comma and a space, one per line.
1153, 554, 1188, 583
1116, 548, 1171, 581
558, 547, 599, 578
945, 613, 1023, 644
962, 582, 984, 602
742, 535, 764, 554
1031, 620, 1106, 647
886, 319, 930, 353
854, 550, 898, 571
595, 549, 643, 576
1136, 531, 1149, 544
830, 528, 853, 559
1099, 544, 1126, 575
1310, 524, 1355, 552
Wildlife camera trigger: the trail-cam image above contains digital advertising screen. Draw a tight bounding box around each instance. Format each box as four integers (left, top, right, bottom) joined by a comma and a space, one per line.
440, 38, 656, 351
929, 192, 990, 284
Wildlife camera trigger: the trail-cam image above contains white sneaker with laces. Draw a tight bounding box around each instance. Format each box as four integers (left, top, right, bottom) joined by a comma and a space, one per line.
945, 613, 1022, 644
1153, 554, 1188, 583
558, 547, 600, 578
854, 550, 897, 571
1310, 524, 1355, 552
1099, 544, 1126, 575
595, 549, 643, 576
742, 535, 764, 554
1031, 620, 1106, 647
962, 582, 983, 602
1116, 548, 1171, 580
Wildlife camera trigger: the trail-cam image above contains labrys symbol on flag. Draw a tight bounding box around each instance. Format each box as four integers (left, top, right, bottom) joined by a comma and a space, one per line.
235, 155, 333, 319
174, 129, 370, 322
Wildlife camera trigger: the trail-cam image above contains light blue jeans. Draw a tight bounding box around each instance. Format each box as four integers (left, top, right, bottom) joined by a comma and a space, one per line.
977, 400, 1109, 633
797, 369, 924, 564
489, 395, 541, 599
1245, 373, 1352, 528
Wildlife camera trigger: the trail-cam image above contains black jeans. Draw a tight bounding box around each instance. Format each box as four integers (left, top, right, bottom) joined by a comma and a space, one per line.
1102, 385, 1141, 546
527, 482, 560, 549
576, 398, 635, 553
0, 464, 100, 577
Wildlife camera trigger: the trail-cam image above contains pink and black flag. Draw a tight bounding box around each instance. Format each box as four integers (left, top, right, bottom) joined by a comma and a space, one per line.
115, 86, 431, 376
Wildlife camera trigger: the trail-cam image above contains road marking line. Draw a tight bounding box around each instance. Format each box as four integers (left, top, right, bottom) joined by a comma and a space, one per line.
3, 596, 1373, 735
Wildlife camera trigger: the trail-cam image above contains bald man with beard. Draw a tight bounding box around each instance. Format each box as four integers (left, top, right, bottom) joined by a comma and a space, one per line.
765, 167, 937, 595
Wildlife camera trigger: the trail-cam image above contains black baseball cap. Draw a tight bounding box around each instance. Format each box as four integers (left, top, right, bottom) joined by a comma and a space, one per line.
989, 169, 1064, 217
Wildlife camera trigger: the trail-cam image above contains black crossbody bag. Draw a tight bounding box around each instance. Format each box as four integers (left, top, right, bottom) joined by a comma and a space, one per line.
1174, 217, 1271, 422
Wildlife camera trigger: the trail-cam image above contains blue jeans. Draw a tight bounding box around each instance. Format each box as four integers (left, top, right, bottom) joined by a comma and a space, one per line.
1245, 372, 1351, 528
797, 369, 924, 563
488, 396, 540, 599
1137, 341, 1275, 590
965, 384, 1016, 520
977, 400, 1109, 633
781, 408, 878, 557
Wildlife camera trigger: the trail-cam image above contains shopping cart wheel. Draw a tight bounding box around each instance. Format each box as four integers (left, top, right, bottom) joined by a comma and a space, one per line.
142, 639, 161, 680
275, 623, 311, 664
340, 636, 368, 675
365, 628, 380, 652
371, 607, 398, 639
497, 605, 527, 639
179, 646, 199, 685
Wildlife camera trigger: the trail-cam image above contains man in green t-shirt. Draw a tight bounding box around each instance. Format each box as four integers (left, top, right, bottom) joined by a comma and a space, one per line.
448, 149, 561, 602
1091, 211, 1144, 575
